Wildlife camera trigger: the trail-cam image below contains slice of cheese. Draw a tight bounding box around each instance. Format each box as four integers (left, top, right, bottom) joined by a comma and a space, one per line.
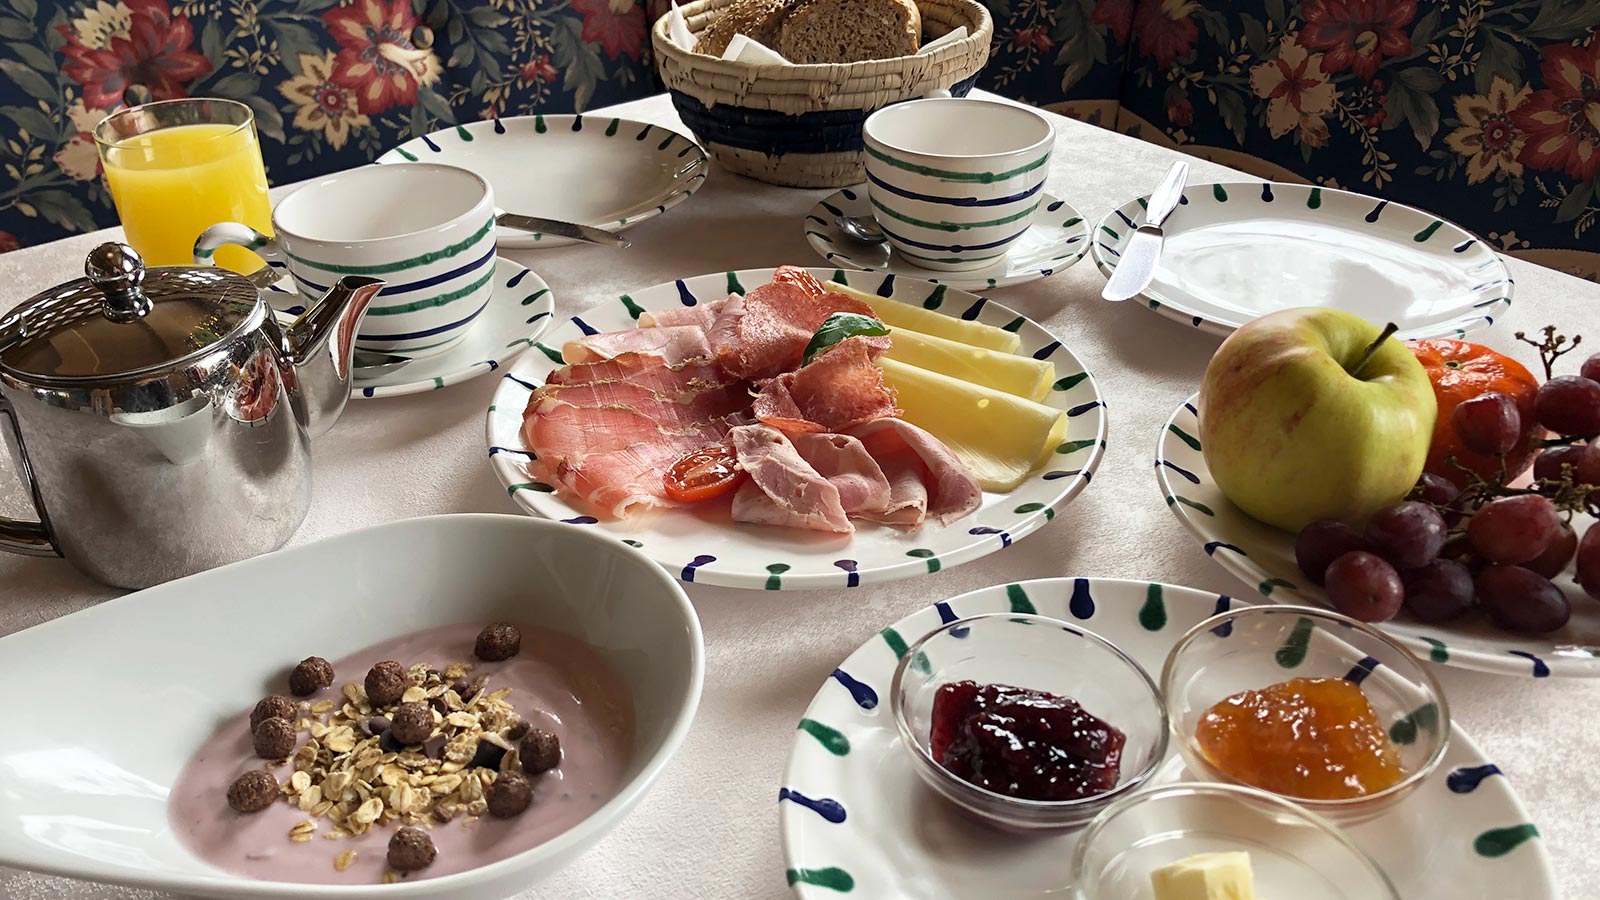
876, 357, 1066, 491
885, 326, 1055, 401
825, 280, 1022, 353
1150, 851, 1255, 900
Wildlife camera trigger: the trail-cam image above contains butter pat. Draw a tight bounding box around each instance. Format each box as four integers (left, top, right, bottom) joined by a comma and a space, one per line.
1150, 852, 1255, 900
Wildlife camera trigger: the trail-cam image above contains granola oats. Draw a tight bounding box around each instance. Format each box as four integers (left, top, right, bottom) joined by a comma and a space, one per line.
276, 661, 526, 842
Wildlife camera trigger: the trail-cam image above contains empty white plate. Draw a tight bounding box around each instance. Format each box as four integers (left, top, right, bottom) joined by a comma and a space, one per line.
1091, 182, 1512, 339
378, 116, 707, 249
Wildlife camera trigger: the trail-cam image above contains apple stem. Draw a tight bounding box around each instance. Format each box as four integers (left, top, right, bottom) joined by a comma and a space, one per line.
1351, 322, 1400, 378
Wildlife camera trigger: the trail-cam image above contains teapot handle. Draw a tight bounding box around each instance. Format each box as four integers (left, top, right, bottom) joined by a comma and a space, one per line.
0, 396, 60, 558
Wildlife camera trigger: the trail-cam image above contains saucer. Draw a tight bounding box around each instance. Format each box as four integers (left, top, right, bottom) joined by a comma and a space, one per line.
264, 257, 554, 399
802, 188, 1091, 291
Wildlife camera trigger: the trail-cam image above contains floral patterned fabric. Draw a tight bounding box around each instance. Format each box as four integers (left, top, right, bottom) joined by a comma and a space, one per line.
980, 0, 1600, 282
0, 0, 659, 252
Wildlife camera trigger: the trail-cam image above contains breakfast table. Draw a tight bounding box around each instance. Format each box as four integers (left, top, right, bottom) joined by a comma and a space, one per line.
1, 89, 1594, 898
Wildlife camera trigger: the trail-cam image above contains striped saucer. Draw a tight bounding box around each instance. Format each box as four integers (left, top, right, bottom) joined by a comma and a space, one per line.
803, 187, 1091, 291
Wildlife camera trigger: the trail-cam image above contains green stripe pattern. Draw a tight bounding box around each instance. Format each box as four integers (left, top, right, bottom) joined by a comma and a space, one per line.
864, 144, 1048, 183
283, 217, 494, 274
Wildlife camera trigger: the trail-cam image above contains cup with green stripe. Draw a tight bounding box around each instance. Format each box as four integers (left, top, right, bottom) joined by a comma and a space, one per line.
862, 98, 1054, 272
194, 162, 497, 357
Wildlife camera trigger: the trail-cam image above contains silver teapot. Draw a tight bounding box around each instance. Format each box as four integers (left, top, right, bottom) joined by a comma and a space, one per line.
0, 243, 384, 589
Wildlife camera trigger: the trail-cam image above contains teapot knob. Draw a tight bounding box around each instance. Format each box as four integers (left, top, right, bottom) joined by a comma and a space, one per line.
86, 242, 152, 323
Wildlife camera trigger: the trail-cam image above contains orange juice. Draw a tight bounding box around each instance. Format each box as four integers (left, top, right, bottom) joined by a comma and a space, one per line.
102, 122, 272, 273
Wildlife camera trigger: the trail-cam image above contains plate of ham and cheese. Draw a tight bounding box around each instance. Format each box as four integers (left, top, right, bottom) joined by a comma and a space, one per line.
484, 266, 1106, 590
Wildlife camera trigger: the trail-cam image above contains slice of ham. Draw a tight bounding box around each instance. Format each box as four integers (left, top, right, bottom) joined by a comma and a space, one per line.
752, 337, 900, 433
789, 432, 892, 516
639, 295, 736, 329
546, 352, 727, 393
771, 265, 827, 298
563, 325, 712, 366
847, 418, 983, 526
729, 424, 852, 534
524, 346, 754, 518
714, 282, 889, 380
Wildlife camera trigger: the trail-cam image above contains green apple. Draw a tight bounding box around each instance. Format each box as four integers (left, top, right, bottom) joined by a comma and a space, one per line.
1199, 308, 1436, 532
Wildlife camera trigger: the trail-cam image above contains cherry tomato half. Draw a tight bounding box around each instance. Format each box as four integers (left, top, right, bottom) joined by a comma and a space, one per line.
664, 445, 745, 503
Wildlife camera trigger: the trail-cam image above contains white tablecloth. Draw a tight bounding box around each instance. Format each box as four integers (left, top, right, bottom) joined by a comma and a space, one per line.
2, 91, 1594, 899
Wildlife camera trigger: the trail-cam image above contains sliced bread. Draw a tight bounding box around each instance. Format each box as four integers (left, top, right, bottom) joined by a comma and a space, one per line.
775, 0, 921, 63
695, 0, 792, 56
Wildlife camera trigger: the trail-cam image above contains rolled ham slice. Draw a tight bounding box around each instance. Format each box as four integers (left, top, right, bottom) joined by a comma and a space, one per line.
789, 432, 893, 516
847, 418, 983, 526
729, 424, 852, 534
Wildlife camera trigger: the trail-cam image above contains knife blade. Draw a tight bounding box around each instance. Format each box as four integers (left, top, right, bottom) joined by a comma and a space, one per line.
494, 212, 631, 249
1100, 160, 1189, 302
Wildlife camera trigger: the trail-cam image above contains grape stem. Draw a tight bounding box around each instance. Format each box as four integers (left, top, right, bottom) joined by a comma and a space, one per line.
1351, 322, 1400, 379
1513, 325, 1583, 380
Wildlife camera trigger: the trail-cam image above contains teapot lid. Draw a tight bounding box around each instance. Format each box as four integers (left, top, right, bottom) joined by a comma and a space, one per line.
0, 242, 262, 381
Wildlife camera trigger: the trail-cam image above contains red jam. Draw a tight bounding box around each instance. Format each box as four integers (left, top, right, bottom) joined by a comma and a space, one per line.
929, 680, 1126, 801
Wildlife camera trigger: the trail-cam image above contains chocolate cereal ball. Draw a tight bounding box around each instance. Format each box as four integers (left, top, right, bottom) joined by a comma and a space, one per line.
365, 660, 409, 706
252, 717, 297, 760
486, 770, 534, 818
520, 729, 561, 775
474, 623, 521, 661
390, 702, 434, 745
288, 656, 334, 696
249, 695, 297, 732
387, 826, 437, 872
227, 770, 279, 814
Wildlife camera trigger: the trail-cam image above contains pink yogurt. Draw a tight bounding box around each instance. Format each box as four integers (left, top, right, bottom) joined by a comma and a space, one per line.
168, 623, 634, 884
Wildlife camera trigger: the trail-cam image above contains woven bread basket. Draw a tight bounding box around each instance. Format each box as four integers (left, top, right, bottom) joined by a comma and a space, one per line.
653, 0, 992, 188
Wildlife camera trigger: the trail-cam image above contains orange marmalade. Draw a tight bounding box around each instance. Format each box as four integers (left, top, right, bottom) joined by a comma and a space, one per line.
1193, 677, 1404, 800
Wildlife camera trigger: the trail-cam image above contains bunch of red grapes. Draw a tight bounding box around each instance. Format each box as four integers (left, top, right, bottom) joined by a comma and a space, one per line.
1296, 342, 1600, 633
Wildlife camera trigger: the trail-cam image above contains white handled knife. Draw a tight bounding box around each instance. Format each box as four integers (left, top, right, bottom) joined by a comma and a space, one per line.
1100, 161, 1189, 302
494, 210, 631, 249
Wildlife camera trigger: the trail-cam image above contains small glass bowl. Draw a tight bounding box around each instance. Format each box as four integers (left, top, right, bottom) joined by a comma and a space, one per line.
1070, 782, 1400, 900
1160, 604, 1450, 823
890, 613, 1168, 831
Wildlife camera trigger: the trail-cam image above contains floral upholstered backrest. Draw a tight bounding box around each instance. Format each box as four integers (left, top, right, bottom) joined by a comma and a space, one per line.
980, 0, 1600, 282
0, 0, 658, 253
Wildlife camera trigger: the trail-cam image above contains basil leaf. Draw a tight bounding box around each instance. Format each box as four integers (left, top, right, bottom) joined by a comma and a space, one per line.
803, 312, 889, 365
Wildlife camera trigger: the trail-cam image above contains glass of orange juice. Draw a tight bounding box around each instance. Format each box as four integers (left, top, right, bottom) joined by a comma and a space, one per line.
94, 98, 272, 274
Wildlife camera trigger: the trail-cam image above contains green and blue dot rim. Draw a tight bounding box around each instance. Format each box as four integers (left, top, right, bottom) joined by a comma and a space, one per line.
804, 189, 1092, 290
1154, 393, 1600, 679
1090, 180, 1513, 340
483, 267, 1108, 591
780, 578, 1554, 899
375, 114, 708, 240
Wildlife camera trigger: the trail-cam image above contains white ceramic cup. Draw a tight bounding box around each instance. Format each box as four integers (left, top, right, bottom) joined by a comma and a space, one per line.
862, 98, 1055, 271
195, 163, 497, 356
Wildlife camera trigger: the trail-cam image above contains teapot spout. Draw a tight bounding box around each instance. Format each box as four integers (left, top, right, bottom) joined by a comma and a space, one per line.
286, 275, 384, 438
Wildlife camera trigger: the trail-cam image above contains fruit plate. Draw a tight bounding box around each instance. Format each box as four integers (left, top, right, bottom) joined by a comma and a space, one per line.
780, 577, 1554, 899
1157, 395, 1600, 678
1090, 182, 1512, 340
377, 115, 707, 249
484, 268, 1107, 591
